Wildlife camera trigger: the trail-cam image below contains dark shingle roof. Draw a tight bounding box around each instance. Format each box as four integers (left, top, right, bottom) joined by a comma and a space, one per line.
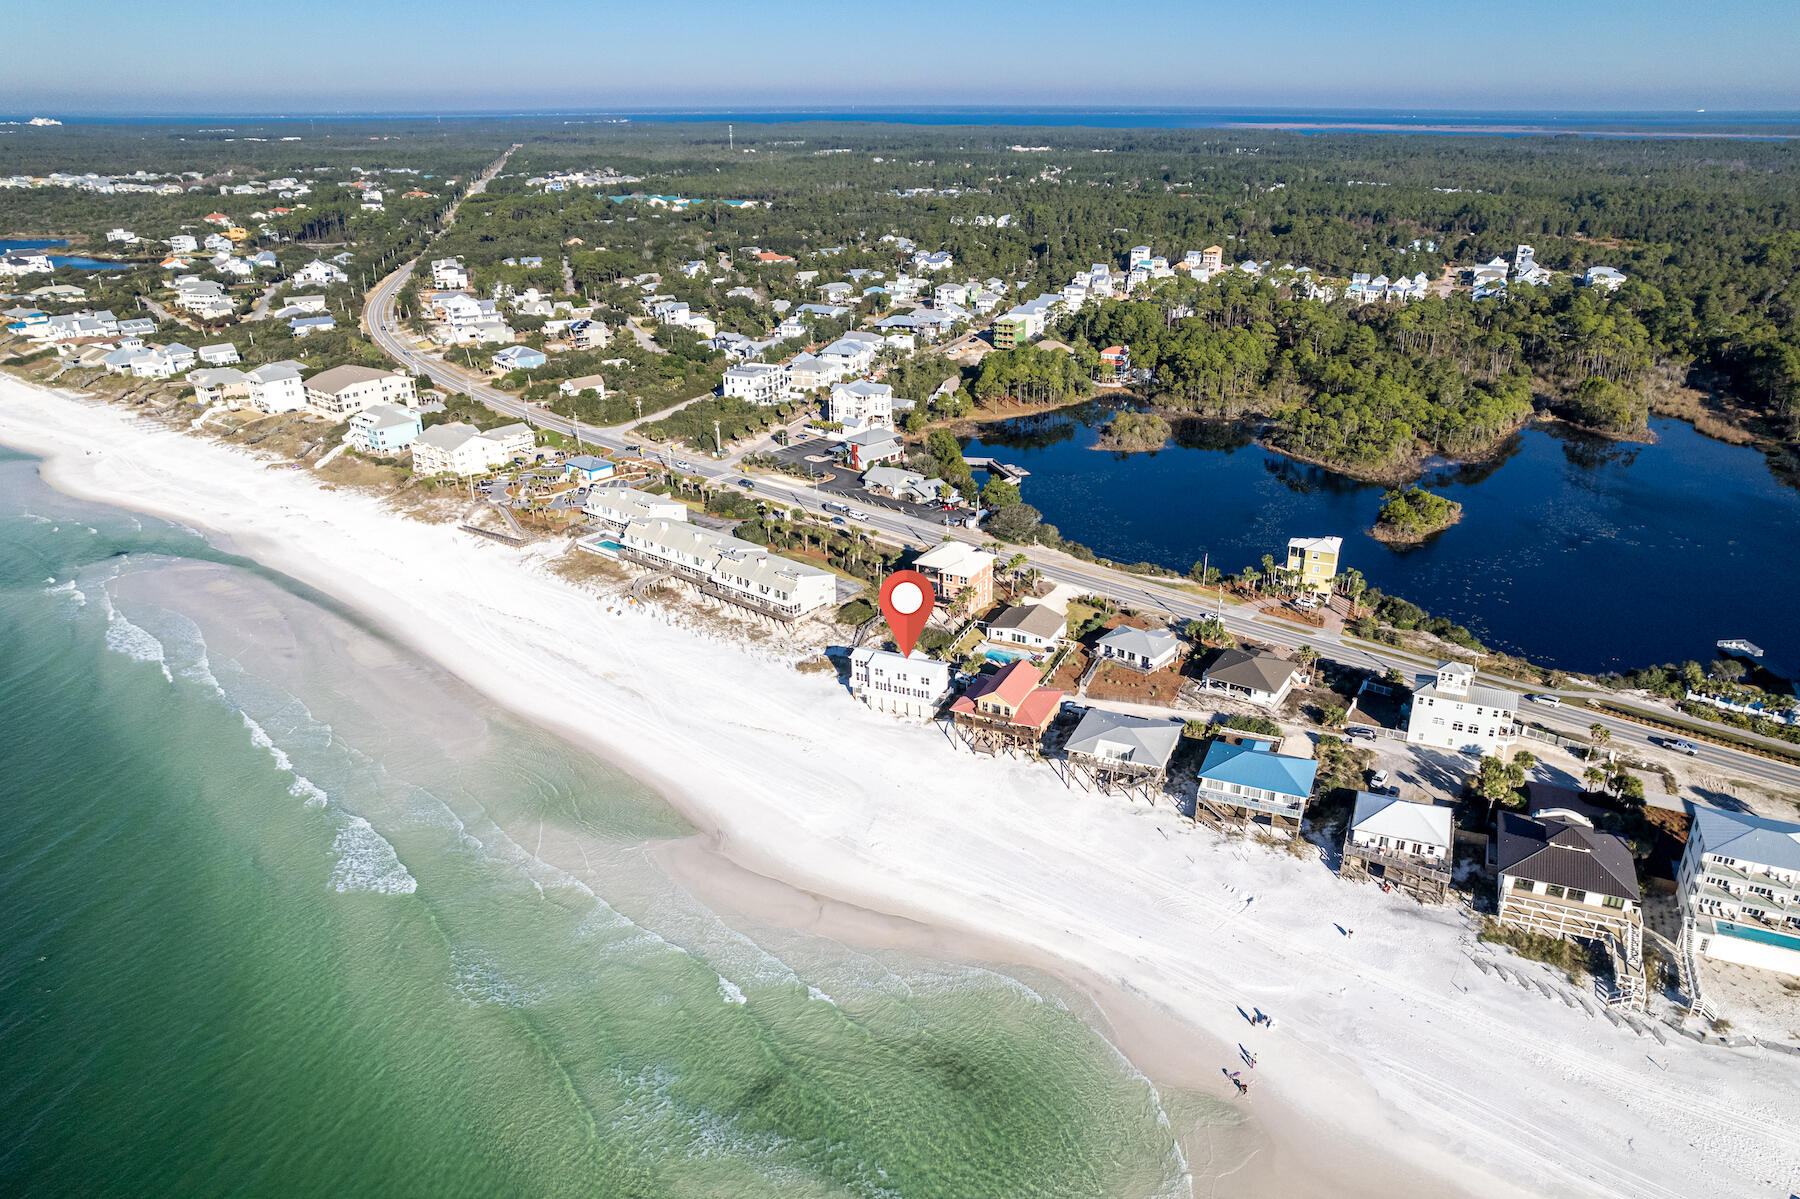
1497, 812, 1638, 901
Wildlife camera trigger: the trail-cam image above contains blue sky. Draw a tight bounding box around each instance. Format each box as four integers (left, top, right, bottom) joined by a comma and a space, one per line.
10, 0, 1799, 114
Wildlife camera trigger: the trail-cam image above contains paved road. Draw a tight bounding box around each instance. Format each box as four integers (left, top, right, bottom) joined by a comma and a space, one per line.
359, 154, 1800, 802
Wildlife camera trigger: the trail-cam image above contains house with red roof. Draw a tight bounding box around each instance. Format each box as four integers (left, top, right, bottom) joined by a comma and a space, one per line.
949, 659, 1064, 755
755, 251, 796, 264
203, 212, 231, 226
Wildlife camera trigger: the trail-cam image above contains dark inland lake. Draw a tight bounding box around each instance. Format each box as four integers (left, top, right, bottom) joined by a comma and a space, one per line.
961, 404, 1800, 675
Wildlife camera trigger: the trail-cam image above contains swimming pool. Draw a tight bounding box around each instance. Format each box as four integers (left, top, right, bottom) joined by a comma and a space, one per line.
984, 647, 1027, 664
1714, 920, 1800, 952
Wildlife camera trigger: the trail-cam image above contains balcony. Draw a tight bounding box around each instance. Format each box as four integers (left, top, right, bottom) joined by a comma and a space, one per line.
1197, 784, 1304, 820
1343, 841, 1451, 883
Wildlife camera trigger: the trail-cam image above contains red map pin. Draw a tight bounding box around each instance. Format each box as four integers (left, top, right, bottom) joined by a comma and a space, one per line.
878, 569, 936, 658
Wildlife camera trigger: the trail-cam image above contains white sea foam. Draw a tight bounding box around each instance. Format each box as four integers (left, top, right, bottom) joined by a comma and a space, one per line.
328, 813, 418, 895
43, 578, 86, 609
103, 609, 172, 682
806, 985, 836, 1006
716, 974, 747, 1005
448, 947, 544, 1008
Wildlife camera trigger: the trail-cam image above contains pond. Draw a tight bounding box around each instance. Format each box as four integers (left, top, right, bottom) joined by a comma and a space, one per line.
961, 403, 1800, 675
0, 237, 126, 271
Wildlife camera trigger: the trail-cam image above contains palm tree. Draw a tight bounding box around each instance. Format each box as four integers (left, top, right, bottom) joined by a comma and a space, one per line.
1582, 766, 1607, 793
1338, 567, 1368, 617
1259, 554, 1278, 593
1239, 566, 1262, 594
1589, 723, 1610, 756
1294, 645, 1321, 675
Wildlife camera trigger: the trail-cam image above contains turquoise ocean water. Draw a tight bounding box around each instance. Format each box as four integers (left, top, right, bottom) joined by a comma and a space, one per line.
0, 449, 1207, 1198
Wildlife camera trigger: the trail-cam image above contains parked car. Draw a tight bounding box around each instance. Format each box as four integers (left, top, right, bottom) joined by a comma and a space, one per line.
1527, 693, 1562, 707
1369, 769, 1391, 792
1345, 725, 1377, 741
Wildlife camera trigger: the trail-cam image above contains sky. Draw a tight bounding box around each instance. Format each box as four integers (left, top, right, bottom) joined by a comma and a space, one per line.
8, 0, 1799, 116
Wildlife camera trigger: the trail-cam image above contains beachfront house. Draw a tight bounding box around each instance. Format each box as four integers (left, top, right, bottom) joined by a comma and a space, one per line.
583, 486, 688, 529
1094, 626, 1182, 674
304, 365, 418, 418
912, 541, 996, 613
1677, 806, 1800, 977
246, 361, 307, 413
848, 648, 953, 720
1062, 709, 1183, 801
619, 517, 837, 621
1195, 739, 1318, 835
948, 659, 1064, 755
189, 367, 250, 407
987, 602, 1067, 654
1285, 535, 1341, 595
1200, 648, 1305, 708
346, 403, 424, 456
1405, 662, 1519, 755
1341, 792, 1455, 902
1497, 809, 1645, 1005
411, 422, 535, 477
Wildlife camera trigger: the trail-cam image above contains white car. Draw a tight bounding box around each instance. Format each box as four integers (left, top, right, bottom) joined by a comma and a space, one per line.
847, 508, 870, 521
1527, 693, 1562, 707
1369, 769, 1391, 792
673, 459, 694, 470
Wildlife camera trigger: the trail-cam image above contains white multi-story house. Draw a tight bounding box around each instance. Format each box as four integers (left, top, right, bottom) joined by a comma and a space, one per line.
106, 228, 138, 245
582, 486, 689, 529
293, 259, 349, 287
1678, 807, 1800, 977
1405, 662, 1519, 755
198, 342, 240, 365
431, 257, 470, 289
618, 518, 836, 621
826, 379, 893, 429
817, 333, 879, 377
411, 422, 534, 476
1342, 792, 1454, 901
303, 365, 418, 417
849, 648, 954, 720
167, 234, 199, 254
246, 361, 308, 413
722, 362, 791, 405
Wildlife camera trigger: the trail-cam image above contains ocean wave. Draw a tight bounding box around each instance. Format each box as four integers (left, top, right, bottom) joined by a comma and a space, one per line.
806, 985, 836, 1006
328, 813, 418, 895
448, 946, 544, 1008
716, 974, 747, 1005
103, 609, 173, 682
42, 578, 86, 610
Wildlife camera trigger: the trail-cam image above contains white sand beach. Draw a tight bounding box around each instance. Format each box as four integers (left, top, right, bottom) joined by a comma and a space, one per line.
4, 377, 1798, 1199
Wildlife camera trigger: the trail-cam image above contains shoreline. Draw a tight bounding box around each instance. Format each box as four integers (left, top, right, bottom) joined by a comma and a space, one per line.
3, 375, 1798, 1199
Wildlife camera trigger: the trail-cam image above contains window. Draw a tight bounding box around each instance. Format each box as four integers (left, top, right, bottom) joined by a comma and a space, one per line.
1546, 884, 1566, 899
1510, 878, 1534, 891
1566, 889, 1587, 905
1603, 896, 1625, 910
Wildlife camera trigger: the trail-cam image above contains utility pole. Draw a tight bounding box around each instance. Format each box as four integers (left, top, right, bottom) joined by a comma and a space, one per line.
714, 419, 723, 457
728, 124, 734, 151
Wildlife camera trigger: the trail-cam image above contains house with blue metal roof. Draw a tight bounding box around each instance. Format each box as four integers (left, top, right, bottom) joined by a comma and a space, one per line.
1680, 806, 1800, 978
1196, 738, 1318, 835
